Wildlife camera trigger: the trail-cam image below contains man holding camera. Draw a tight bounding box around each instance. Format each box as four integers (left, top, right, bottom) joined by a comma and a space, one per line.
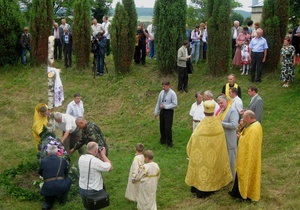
92, 32, 107, 76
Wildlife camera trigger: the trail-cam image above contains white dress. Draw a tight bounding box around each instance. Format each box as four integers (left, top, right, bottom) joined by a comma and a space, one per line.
125, 154, 145, 202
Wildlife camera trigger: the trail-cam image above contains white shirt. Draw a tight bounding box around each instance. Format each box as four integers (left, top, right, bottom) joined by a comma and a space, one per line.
147, 24, 155, 40
232, 96, 243, 113
55, 113, 77, 133
102, 21, 111, 39
66, 100, 84, 118
78, 154, 111, 190
91, 23, 105, 36
189, 101, 205, 121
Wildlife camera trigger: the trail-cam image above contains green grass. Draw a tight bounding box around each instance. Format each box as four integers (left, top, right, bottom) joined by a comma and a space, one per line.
0, 57, 300, 210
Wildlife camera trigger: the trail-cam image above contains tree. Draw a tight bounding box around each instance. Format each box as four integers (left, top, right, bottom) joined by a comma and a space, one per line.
154, 0, 187, 75
110, 2, 131, 73
30, 0, 53, 64
73, 0, 91, 68
122, 0, 137, 64
289, 0, 300, 27
91, 0, 112, 22
206, 0, 231, 75
230, 11, 244, 26
186, 6, 205, 29
0, 0, 23, 66
261, 0, 289, 73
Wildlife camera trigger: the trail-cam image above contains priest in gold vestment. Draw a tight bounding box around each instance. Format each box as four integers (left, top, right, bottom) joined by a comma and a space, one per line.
229, 110, 263, 201
32, 103, 48, 149
185, 100, 232, 198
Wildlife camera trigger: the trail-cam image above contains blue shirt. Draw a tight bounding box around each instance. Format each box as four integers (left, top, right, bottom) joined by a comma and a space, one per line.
249, 37, 268, 52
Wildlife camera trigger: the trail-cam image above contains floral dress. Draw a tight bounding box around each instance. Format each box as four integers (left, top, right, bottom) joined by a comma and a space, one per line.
280, 45, 295, 82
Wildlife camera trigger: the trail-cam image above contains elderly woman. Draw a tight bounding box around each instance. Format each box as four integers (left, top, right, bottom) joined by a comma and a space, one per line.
280, 37, 296, 87
232, 27, 250, 68
39, 145, 72, 210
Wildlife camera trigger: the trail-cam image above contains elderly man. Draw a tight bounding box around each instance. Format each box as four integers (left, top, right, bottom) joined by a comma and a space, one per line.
39, 145, 72, 210
216, 95, 239, 178
91, 18, 105, 37
60, 17, 71, 33
229, 87, 243, 114
70, 117, 108, 155
60, 27, 73, 68
147, 17, 156, 59
102, 16, 111, 56
66, 93, 84, 119
245, 86, 263, 123
53, 112, 82, 154
189, 91, 205, 131
154, 81, 178, 148
186, 100, 232, 198
231, 20, 243, 58
177, 40, 191, 93
53, 22, 63, 60
78, 142, 113, 209
249, 28, 268, 83
221, 74, 242, 102
203, 90, 220, 115
229, 110, 263, 201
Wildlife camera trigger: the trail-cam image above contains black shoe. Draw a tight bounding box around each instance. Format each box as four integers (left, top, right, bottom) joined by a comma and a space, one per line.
167, 144, 173, 148
179, 89, 184, 93
184, 89, 188, 93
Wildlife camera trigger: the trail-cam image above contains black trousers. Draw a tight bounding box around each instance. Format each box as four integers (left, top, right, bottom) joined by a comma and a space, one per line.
63, 44, 72, 67
178, 66, 188, 91
232, 39, 237, 59
251, 52, 264, 82
54, 38, 62, 59
159, 109, 174, 146
106, 39, 110, 56
134, 42, 146, 64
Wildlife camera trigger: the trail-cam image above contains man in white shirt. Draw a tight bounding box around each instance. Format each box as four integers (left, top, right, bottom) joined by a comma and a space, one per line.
203, 90, 220, 116
53, 112, 82, 154
102, 16, 111, 56
189, 91, 205, 131
147, 18, 155, 59
60, 18, 71, 33
231, 20, 243, 58
66, 93, 84, 119
91, 18, 105, 37
78, 142, 113, 208
229, 87, 243, 114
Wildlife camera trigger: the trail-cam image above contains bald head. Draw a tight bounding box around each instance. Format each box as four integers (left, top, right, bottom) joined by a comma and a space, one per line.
87, 141, 98, 154
243, 110, 257, 124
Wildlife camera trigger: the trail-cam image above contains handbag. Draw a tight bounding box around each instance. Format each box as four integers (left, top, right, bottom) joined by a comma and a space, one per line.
84, 158, 110, 209
187, 59, 194, 74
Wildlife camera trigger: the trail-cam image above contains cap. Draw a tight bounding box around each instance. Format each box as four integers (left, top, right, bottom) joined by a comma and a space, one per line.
204, 100, 216, 114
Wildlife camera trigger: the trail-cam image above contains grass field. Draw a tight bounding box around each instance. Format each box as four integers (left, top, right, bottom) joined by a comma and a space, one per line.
0, 56, 300, 210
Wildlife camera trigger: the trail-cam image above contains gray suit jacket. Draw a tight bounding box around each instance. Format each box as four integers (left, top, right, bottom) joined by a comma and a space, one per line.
248, 94, 264, 123
222, 106, 239, 150
177, 45, 188, 67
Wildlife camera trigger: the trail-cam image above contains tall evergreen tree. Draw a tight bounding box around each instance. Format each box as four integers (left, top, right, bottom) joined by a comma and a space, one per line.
110, 2, 131, 73
91, 0, 112, 21
206, 0, 231, 75
154, 0, 186, 75
0, 0, 23, 66
30, 0, 53, 64
73, 0, 91, 68
261, 0, 289, 73
122, 0, 137, 64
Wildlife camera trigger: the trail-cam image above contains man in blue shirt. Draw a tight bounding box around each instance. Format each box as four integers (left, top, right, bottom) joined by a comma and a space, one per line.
249, 28, 268, 83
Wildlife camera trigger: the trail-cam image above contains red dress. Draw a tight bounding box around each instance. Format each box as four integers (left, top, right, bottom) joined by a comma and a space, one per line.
232, 33, 250, 66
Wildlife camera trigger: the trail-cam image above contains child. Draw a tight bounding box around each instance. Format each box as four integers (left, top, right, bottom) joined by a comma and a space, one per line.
125, 143, 145, 202
135, 150, 160, 210
241, 39, 250, 75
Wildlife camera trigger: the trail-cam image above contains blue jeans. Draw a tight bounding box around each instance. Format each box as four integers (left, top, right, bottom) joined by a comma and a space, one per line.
191, 41, 200, 64
96, 53, 105, 74
21, 46, 31, 64
149, 40, 155, 58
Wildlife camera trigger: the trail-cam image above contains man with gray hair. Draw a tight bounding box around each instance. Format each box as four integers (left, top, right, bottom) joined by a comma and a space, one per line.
249, 28, 268, 83
203, 90, 220, 116
53, 112, 83, 154
39, 144, 72, 209
231, 20, 243, 58
216, 95, 239, 178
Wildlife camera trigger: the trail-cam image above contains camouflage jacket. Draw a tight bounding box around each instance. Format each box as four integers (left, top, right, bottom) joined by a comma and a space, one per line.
74, 121, 108, 151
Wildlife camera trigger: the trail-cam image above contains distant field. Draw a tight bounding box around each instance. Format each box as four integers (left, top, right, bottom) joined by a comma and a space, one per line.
138, 16, 153, 22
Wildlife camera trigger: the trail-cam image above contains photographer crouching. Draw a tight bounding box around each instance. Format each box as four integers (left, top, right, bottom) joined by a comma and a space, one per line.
92, 32, 107, 76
